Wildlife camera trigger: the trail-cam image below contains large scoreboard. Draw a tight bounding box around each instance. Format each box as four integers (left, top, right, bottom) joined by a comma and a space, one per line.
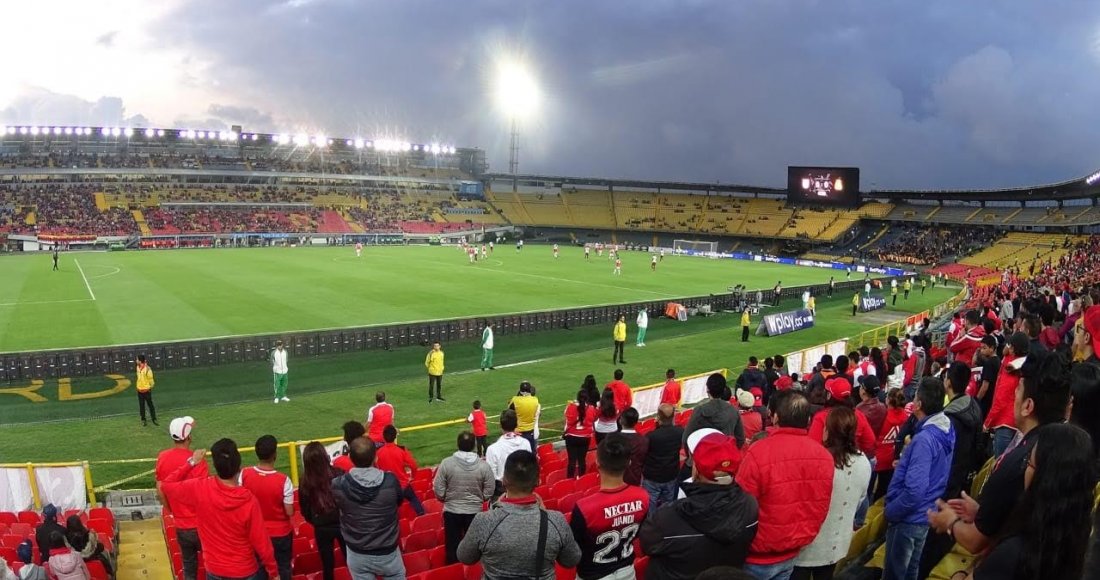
787, 166, 860, 207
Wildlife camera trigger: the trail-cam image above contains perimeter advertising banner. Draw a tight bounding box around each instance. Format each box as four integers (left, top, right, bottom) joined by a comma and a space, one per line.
861, 296, 887, 312
761, 308, 815, 337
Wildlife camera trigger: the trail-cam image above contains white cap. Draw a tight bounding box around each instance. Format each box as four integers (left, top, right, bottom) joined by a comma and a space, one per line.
736, 390, 755, 409
686, 428, 722, 455
170, 416, 195, 441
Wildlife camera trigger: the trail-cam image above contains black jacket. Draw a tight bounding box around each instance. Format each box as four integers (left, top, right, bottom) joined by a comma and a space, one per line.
638, 482, 758, 580
735, 366, 767, 394
331, 467, 403, 555
34, 520, 65, 564
643, 424, 684, 483
300, 465, 344, 532
944, 394, 984, 499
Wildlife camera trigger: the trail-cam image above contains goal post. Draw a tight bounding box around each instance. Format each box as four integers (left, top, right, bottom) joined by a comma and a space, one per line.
672, 239, 718, 254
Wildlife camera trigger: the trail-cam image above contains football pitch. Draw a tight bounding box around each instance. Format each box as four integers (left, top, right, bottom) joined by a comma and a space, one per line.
1, 245, 850, 352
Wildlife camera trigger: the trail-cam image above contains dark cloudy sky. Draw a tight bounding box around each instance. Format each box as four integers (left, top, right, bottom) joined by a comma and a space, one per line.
2, 0, 1099, 189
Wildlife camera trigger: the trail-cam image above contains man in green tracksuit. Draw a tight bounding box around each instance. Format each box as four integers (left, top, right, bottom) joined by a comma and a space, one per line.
481, 321, 495, 371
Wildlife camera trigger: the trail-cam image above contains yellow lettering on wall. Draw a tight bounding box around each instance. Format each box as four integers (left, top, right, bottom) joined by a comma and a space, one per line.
58, 374, 131, 401
0, 380, 47, 402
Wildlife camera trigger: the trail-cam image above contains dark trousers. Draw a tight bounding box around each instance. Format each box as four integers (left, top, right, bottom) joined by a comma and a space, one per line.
518, 431, 536, 451
773, 294, 780, 306
443, 511, 477, 565
892, 294, 898, 305
475, 435, 487, 457
177, 528, 202, 580
613, 341, 624, 363
791, 564, 834, 580
564, 435, 589, 478
741, 325, 750, 342
402, 484, 426, 516
138, 390, 157, 422
428, 374, 442, 400
314, 526, 347, 580
257, 533, 292, 580
852, 305, 858, 316
873, 470, 894, 501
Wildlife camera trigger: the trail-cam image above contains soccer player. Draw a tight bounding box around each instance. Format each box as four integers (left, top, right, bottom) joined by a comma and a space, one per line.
355, 242, 363, 258
271, 341, 289, 404
426, 342, 445, 402
569, 434, 649, 580
584, 244, 590, 260
596, 242, 603, 258
488, 240, 494, 254
741, 308, 751, 342
481, 321, 495, 371
651, 254, 657, 271
613, 257, 622, 275
659, 249, 665, 262
468, 246, 476, 263
553, 243, 560, 259
921, 277, 927, 295
636, 307, 648, 347
366, 391, 394, 444
613, 317, 627, 364
480, 244, 486, 259
52, 247, 59, 271
136, 354, 158, 426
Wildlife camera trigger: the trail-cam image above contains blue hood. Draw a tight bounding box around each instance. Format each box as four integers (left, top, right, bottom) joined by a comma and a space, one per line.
885, 412, 955, 525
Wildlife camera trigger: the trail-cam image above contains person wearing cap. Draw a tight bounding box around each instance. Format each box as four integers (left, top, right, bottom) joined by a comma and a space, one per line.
639, 428, 759, 580
1073, 304, 1100, 367
569, 434, 650, 580
984, 332, 1028, 458
33, 505, 65, 565
156, 416, 208, 580
16, 539, 46, 580
807, 375, 878, 456
240, 435, 295, 580
642, 404, 685, 510
736, 390, 833, 580
271, 340, 290, 404
136, 354, 158, 427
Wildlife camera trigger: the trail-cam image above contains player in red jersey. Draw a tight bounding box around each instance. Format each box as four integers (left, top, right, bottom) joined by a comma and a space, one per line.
569, 433, 650, 580
553, 243, 560, 259
355, 242, 363, 258
613, 258, 622, 276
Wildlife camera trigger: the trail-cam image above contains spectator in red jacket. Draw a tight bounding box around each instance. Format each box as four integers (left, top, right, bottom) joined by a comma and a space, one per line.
240, 435, 294, 580
606, 369, 633, 413
161, 439, 279, 580
807, 377, 878, 456
365, 392, 394, 444
155, 417, 207, 580
873, 390, 911, 501
736, 390, 834, 580
374, 425, 426, 516
736, 390, 764, 442
564, 390, 598, 478
660, 369, 682, 409
332, 421, 366, 473
949, 310, 985, 366
984, 332, 1029, 458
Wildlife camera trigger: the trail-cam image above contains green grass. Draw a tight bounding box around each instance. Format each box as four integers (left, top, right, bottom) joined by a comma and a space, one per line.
0, 245, 848, 352
0, 246, 955, 492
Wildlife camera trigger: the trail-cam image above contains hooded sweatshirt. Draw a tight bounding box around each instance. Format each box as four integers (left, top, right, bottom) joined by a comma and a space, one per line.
331, 467, 403, 555
457, 499, 580, 580
683, 398, 745, 450
637, 482, 759, 580
161, 464, 278, 579
943, 394, 983, 499
45, 548, 88, 580
885, 413, 955, 525
433, 450, 496, 514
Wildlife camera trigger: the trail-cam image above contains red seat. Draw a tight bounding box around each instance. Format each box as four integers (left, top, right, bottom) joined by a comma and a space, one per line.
427, 545, 447, 568
424, 564, 465, 580
293, 536, 313, 555
403, 531, 438, 553
10, 523, 32, 537
544, 470, 568, 487
16, 512, 40, 526
87, 519, 113, 537
533, 485, 551, 500
577, 473, 599, 491
293, 551, 323, 575
1, 535, 23, 548
463, 563, 483, 580
402, 550, 432, 576
555, 563, 576, 580
541, 499, 559, 512
87, 559, 109, 580
0, 548, 17, 566
296, 521, 314, 539
549, 480, 576, 499
413, 468, 435, 482
399, 519, 412, 539
412, 479, 433, 499
0, 514, 16, 526
399, 503, 419, 521
292, 575, 309, 580
421, 499, 443, 514
542, 460, 566, 474
558, 493, 582, 515
333, 567, 351, 580
537, 443, 555, 458
411, 512, 442, 535
634, 556, 649, 577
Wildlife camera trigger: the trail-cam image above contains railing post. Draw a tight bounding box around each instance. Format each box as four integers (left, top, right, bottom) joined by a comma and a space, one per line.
83, 461, 96, 507
288, 442, 300, 488
27, 463, 42, 510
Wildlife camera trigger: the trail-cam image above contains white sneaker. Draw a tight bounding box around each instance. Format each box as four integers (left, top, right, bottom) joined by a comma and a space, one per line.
281, 397, 290, 402
274, 398, 279, 404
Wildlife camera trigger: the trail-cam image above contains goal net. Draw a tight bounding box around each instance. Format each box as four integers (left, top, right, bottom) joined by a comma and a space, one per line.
673, 239, 718, 254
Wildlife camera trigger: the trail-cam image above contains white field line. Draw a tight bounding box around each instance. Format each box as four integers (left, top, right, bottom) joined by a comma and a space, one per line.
74, 259, 97, 301
0, 298, 96, 307
86, 265, 122, 280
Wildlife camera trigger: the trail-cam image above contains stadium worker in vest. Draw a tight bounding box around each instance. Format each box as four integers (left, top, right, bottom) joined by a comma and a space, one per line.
741, 307, 751, 342
136, 354, 158, 426
612, 315, 627, 364
271, 340, 289, 404
426, 342, 446, 402
240, 435, 295, 580
480, 321, 495, 371
636, 306, 648, 347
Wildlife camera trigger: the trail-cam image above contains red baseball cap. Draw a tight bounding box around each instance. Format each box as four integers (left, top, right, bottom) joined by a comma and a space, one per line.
687, 429, 742, 482
825, 377, 852, 401
775, 376, 794, 390
1084, 306, 1100, 357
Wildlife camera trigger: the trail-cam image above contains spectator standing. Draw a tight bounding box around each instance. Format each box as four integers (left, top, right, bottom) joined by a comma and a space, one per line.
984, 332, 1028, 458
457, 451, 581, 580
660, 369, 682, 409
617, 408, 649, 486
155, 417, 207, 580
240, 435, 295, 580
43, 532, 88, 580
763, 358, 780, 406
298, 442, 346, 580
735, 357, 767, 397
684, 373, 745, 449
467, 401, 489, 457
594, 391, 620, 445
271, 341, 290, 404
606, 369, 633, 413
365, 392, 394, 445
792, 407, 871, 580
136, 354, 157, 426
806, 355, 836, 396
741, 308, 751, 342
612, 316, 627, 363
564, 390, 598, 478
375, 425, 425, 517
736, 391, 834, 580
480, 321, 495, 371
34, 506, 65, 565
332, 421, 366, 473
883, 378, 954, 580
331, 438, 406, 580
806, 377, 877, 456
642, 404, 684, 510
485, 410, 533, 497
855, 376, 886, 436
509, 382, 541, 450
425, 342, 445, 403
974, 336, 1000, 418
160, 439, 279, 580
640, 429, 759, 580
434, 432, 496, 564
941, 363, 983, 501
948, 311, 985, 366
581, 375, 601, 409
569, 434, 650, 580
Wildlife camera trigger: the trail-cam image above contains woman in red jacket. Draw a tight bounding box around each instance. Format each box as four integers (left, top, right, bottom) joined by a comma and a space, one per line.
807, 377, 878, 456
563, 389, 598, 478
872, 389, 910, 500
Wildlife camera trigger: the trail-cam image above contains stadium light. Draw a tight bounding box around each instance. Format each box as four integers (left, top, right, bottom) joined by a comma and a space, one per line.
354, 138, 365, 149
124, 127, 134, 138
1087, 171, 1100, 186
293, 134, 308, 146
494, 59, 540, 121
30, 126, 40, 136
18, 126, 27, 135
156, 129, 165, 137
313, 135, 327, 146
51, 127, 59, 135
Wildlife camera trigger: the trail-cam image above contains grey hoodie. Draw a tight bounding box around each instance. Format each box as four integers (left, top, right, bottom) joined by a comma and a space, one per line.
434, 451, 496, 514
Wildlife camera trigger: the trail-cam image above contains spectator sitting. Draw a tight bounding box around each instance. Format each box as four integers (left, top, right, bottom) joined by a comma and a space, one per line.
617, 407, 649, 486
240, 435, 295, 580
332, 421, 367, 473
485, 410, 533, 498
297, 442, 346, 580
16, 541, 46, 580
331, 437, 406, 580
642, 404, 685, 510
62, 517, 111, 576
34, 505, 65, 564
44, 532, 88, 580
457, 451, 581, 580
375, 425, 426, 517
433, 431, 495, 564
639, 428, 759, 579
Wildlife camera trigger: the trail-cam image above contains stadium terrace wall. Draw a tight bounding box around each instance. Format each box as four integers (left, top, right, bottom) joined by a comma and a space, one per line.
0, 280, 879, 382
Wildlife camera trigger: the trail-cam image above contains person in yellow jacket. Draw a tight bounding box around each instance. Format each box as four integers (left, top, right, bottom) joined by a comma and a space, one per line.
852, 292, 860, 317
425, 342, 445, 403
741, 308, 751, 342
808, 294, 816, 315
136, 354, 158, 426
612, 315, 627, 364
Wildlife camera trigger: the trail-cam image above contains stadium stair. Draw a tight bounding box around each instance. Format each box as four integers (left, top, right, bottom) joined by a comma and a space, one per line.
94, 193, 110, 212
116, 518, 174, 580
132, 210, 152, 236
1000, 207, 1022, 224
319, 210, 355, 234
24, 211, 36, 226
859, 225, 890, 251
339, 209, 366, 233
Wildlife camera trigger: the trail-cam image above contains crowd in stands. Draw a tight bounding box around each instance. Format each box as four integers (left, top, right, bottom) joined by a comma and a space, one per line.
144, 207, 324, 235
0, 185, 135, 236
877, 226, 998, 266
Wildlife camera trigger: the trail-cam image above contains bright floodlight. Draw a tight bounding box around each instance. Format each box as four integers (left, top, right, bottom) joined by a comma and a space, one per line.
294, 134, 308, 146
354, 138, 365, 149
30, 126, 40, 135
494, 60, 540, 120
51, 127, 60, 135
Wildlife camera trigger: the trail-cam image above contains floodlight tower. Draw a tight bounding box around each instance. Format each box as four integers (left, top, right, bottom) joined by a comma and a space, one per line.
495, 60, 539, 193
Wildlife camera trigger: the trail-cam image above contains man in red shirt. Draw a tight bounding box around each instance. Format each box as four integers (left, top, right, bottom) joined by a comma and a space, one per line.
984, 332, 1029, 458
332, 421, 366, 473
660, 369, 682, 409
240, 435, 294, 580
161, 439, 278, 580
365, 392, 394, 444
606, 369, 633, 413
949, 310, 985, 366
374, 425, 425, 516
569, 433, 650, 580
155, 417, 207, 580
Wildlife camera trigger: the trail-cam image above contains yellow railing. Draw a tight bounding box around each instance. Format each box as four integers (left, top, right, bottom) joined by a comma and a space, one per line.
0, 461, 97, 510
